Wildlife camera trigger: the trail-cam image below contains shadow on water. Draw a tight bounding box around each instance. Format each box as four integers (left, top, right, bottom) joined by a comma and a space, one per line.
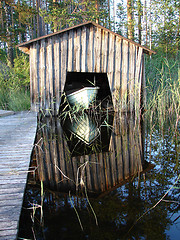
17, 111, 180, 240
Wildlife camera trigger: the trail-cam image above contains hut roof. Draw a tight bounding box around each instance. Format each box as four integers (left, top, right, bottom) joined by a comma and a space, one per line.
17, 21, 156, 55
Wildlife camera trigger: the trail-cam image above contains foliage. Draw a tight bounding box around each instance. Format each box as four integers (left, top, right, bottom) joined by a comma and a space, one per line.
1, 0, 179, 58
0, 49, 7, 62
13, 53, 30, 88
7, 90, 31, 111
0, 53, 30, 111
117, 0, 141, 40
116, 0, 179, 56
144, 52, 180, 131
0, 0, 37, 64
151, 0, 179, 55
40, 0, 108, 32
116, 2, 127, 36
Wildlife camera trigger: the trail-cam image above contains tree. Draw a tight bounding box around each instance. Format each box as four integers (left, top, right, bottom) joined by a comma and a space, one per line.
40, 0, 108, 32
117, 2, 126, 36
137, 0, 142, 44
0, 0, 179, 63
0, 0, 14, 65
0, 0, 36, 63
152, 0, 179, 55
127, 0, 134, 40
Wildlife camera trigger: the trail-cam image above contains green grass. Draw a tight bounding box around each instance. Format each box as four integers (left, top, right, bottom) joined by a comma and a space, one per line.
144, 52, 180, 132
0, 53, 30, 111
0, 88, 31, 111
8, 90, 31, 111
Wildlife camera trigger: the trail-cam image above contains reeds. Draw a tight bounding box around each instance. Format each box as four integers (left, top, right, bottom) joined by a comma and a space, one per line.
144, 56, 180, 134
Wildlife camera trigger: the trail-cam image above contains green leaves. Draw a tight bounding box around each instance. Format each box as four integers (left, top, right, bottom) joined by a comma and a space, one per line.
40, 0, 107, 32
0, 53, 30, 111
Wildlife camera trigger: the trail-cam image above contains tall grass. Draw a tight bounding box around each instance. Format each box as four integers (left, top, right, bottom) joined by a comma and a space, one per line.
0, 53, 31, 111
144, 53, 180, 133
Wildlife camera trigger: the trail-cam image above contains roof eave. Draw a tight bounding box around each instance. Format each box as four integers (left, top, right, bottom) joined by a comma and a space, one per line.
17, 21, 156, 55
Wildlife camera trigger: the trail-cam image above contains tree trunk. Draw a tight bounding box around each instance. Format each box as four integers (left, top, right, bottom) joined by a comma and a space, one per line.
113, 0, 116, 31
36, 0, 40, 36
0, 0, 4, 31
95, 0, 99, 24
127, 0, 134, 40
53, 0, 57, 32
149, 0, 152, 50
137, 0, 142, 44
4, 3, 14, 65
108, 0, 111, 29
142, 0, 147, 46
33, 0, 36, 38
176, 3, 180, 54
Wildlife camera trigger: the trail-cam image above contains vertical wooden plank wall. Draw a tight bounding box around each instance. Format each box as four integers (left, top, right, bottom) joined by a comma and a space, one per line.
34, 114, 144, 194
39, 40, 46, 111
61, 32, 68, 103
54, 36, 60, 112
107, 33, 115, 96
129, 44, 135, 111
121, 40, 128, 111
135, 47, 143, 112
30, 43, 37, 112
114, 37, 122, 106
30, 25, 145, 115
29, 45, 34, 110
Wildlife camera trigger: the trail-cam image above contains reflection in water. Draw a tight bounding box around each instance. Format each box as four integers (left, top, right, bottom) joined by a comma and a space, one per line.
18, 113, 180, 240
63, 112, 100, 145
61, 111, 110, 155
34, 113, 151, 195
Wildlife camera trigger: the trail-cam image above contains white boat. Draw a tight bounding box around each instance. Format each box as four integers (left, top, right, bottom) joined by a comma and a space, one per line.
66, 87, 99, 109
68, 113, 100, 145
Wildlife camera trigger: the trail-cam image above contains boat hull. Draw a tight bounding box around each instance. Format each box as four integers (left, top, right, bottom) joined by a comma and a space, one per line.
66, 87, 99, 109
68, 113, 100, 145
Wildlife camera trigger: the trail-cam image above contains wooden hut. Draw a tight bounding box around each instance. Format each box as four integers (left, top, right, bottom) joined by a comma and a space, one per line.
17, 21, 155, 116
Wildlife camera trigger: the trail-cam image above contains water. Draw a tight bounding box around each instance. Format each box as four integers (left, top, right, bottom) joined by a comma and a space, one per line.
18, 112, 180, 240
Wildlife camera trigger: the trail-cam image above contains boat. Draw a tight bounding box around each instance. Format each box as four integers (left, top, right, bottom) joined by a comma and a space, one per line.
65, 113, 100, 145
66, 86, 99, 109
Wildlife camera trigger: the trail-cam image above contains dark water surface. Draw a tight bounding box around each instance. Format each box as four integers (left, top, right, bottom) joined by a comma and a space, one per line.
18, 113, 180, 240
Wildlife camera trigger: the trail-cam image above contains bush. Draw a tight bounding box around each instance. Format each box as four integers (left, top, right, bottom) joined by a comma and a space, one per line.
0, 53, 30, 111
8, 90, 31, 111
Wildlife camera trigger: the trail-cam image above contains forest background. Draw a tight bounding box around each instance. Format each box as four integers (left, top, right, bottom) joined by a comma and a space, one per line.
0, 0, 179, 119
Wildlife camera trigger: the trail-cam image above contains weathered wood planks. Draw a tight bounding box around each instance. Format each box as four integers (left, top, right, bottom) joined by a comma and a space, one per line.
25, 23, 150, 116
34, 114, 145, 195
0, 112, 37, 240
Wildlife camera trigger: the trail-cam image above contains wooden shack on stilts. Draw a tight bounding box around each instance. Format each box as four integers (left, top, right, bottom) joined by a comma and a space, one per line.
17, 21, 155, 116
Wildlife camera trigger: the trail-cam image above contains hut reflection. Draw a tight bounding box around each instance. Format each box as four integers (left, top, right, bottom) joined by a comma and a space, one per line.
34, 113, 151, 195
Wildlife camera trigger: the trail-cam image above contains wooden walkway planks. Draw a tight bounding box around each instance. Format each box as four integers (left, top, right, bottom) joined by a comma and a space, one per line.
0, 111, 37, 240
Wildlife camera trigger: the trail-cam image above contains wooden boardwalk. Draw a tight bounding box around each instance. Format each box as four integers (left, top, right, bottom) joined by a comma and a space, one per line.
0, 111, 37, 240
